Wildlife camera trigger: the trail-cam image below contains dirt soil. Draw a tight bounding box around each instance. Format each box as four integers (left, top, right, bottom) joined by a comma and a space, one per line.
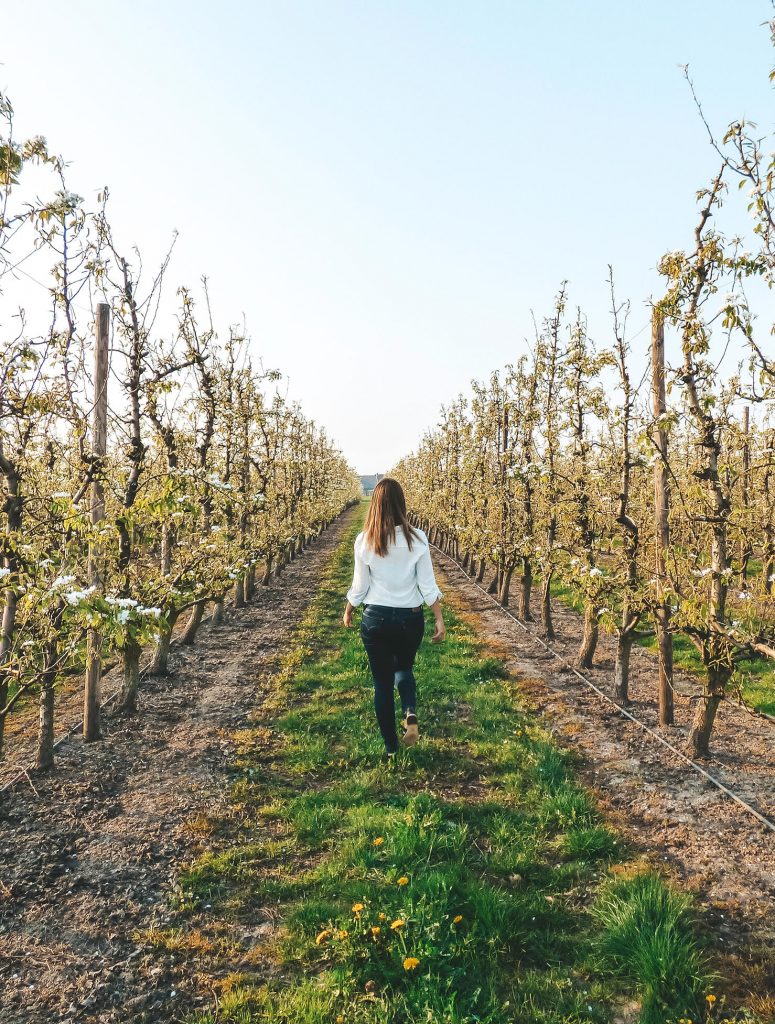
0, 510, 355, 1024
434, 552, 775, 1008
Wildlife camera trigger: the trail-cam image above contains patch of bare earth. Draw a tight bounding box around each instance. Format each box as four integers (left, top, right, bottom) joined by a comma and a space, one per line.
435, 554, 775, 1010
0, 510, 355, 1024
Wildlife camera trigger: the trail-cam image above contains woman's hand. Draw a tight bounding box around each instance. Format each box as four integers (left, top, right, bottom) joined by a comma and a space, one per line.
343, 602, 354, 628
428, 599, 446, 643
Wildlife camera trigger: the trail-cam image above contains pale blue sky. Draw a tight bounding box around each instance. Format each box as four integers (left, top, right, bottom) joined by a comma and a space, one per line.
3, 1, 773, 471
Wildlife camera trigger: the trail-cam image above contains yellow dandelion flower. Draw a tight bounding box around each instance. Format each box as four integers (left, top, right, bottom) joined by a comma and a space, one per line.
315, 929, 331, 945
391, 919, 405, 931
453, 914, 463, 924
373, 837, 384, 847
371, 926, 381, 937
338, 929, 349, 939
352, 902, 365, 914
397, 876, 409, 886
378, 912, 386, 920
403, 956, 420, 971
706, 995, 717, 1005
336, 1017, 344, 1024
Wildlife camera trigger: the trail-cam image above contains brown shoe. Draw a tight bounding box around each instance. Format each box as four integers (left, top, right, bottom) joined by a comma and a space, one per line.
402, 712, 419, 746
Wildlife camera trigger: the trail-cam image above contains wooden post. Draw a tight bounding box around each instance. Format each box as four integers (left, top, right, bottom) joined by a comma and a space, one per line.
651, 309, 674, 726
740, 404, 751, 585
84, 303, 110, 742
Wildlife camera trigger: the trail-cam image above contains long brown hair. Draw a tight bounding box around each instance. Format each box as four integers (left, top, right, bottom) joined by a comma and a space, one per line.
364, 478, 419, 556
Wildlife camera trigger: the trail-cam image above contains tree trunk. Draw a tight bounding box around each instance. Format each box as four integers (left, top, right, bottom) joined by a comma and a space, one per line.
117, 640, 142, 713
212, 598, 225, 625
518, 557, 533, 621
476, 558, 486, 583
151, 610, 179, 676
36, 633, 59, 770
234, 577, 245, 608
0, 588, 18, 757
687, 668, 728, 756
576, 603, 598, 669
614, 631, 633, 704
763, 535, 774, 595
0, 466, 22, 757
541, 572, 555, 641
245, 566, 255, 601
182, 600, 205, 644
498, 565, 515, 607
161, 521, 175, 579
262, 555, 274, 586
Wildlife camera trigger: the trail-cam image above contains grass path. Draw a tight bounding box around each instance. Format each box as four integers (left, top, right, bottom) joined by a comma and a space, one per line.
171, 505, 745, 1024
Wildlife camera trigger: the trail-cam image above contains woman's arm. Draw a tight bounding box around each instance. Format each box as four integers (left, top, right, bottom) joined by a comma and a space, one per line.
416, 539, 443, 605
428, 597, 446, 643
344, 536, 369, 627
416, 539, 444, 643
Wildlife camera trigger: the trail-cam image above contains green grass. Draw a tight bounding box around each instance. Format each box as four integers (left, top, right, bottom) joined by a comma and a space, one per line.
591, 873, 710, 1024
172, 504, 747, 1024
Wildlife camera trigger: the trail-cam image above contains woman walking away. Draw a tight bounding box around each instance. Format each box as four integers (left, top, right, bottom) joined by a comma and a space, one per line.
343, 478, 446, 757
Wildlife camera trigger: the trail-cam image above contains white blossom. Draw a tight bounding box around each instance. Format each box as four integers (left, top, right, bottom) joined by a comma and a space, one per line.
63, 585, 96, 606
105, 596, 138, 609
51, 575, 77, 589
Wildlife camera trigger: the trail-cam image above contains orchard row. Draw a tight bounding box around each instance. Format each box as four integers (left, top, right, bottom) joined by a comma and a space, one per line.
0, 93, 361, 767
393, 95, 775, 756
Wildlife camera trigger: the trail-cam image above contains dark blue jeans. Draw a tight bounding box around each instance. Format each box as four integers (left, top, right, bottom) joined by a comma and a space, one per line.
360, 604, 425, 753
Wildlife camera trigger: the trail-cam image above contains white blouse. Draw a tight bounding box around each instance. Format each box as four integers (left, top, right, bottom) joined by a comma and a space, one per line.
346, 526, 443, 609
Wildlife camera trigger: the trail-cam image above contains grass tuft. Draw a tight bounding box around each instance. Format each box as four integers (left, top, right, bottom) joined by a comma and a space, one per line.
591, 871, 711, 1023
